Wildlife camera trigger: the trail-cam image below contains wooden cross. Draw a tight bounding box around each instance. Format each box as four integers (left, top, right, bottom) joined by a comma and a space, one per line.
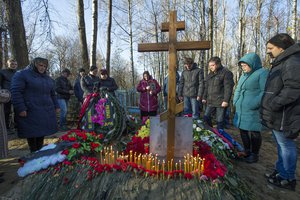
138, 10, 210, 162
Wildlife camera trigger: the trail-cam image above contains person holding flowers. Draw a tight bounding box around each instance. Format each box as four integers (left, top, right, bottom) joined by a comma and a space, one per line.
233, 52, 268, 163
137, 71, 161, 121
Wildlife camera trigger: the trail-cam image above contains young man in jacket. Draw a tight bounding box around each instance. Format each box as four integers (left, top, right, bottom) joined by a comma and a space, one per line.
55, 69, 74, 131
178, 57, 204, 120
261, 33, 300, 191
202, 56, 234, 130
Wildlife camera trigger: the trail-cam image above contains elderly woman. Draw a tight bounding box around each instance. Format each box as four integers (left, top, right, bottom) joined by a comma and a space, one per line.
11, 57, 60, 152
233, 52, 268, 163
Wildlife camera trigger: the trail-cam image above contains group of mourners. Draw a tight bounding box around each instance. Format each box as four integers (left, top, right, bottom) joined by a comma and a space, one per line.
0, 33, 299, 191
0, 61, 118, 156
136, 33, 299, 191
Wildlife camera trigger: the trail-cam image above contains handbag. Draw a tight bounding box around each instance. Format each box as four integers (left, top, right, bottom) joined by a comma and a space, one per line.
0, 89, 11, 103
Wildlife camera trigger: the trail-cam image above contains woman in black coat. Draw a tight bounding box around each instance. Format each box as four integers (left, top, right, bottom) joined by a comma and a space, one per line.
11, 57, 60, 152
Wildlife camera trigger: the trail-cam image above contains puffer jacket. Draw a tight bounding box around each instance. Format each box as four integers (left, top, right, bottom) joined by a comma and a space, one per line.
260, 43, 300, 137
203, 66, 234, 107
137, 77, 161, 112
178, 63, 204, 98
11, 65, 59, 138
233, 53, 268, 131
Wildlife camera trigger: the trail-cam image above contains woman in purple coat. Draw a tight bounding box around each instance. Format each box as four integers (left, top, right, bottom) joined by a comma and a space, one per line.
137, 71, 161, 120
11, 57, 60, 152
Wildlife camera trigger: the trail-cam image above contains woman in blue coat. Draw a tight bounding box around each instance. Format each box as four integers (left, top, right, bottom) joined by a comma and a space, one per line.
11, 57, 60, 152
233, 52, 268, 163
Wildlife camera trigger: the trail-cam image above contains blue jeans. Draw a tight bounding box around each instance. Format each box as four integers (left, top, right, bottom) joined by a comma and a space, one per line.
272, 130, 297, 180
183, 96, 200, 119
203, 106, 226, 129
57, 99, 68, 127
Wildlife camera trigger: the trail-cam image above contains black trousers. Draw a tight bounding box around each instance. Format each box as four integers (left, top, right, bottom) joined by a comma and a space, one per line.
4, 101, 12, 129
239, 129, 262, 155
27, 137, 44, 153
140, 111, 157, 120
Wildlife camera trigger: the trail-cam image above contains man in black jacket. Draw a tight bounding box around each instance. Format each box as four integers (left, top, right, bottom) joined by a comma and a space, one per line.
178, 57, 204, 120
261, 33, 300, 191
55, 69, 73, 131
202, 56, 234, 130
0, 59, 17, 134
99, 69, 118, 96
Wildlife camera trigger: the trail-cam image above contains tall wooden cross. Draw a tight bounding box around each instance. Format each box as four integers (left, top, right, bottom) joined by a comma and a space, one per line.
138, 10, 211, 162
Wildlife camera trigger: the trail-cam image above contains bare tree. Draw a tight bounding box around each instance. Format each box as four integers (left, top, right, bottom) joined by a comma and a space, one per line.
4, 0, 29, 68
90, 0, 98, 67
219, 0, 226, 58
255, 0, 263, 55
77, 0, 89, 70
237, 0, 246, 60
291, 0, 297, 40
106, 0, 112, 75
128, 0, 135, 87
209, 0, 213, 58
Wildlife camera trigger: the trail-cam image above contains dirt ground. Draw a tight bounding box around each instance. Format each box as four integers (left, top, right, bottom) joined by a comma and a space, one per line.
0, 127, 299, 200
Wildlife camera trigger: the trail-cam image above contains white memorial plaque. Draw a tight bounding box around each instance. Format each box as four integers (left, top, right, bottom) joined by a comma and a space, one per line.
150, 117, 193, 160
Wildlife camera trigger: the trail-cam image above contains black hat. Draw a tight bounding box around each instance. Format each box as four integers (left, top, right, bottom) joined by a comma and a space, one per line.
78, 68, 85, 73
62, 68, 71, 75
89, 65, 98, 71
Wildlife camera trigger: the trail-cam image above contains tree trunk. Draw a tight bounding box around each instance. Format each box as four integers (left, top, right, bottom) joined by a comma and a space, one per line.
128, 0, 135, 88
4, 31, 8, 65
291, 0, 297, 40
209, 0, 213, 58
199, 0, 207, 77
90, 0, 98, 68
0, 31, 3, 69
77, 0, 89, 70
219, 0, 226, 58
238, 0, 245, 60
255, 0, 262, 55
237, 0, 246, 81
4, 0, 29, 68
106, 0, 112, 75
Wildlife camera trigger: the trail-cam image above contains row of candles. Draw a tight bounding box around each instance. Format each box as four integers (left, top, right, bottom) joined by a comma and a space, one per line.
99, 147, 205, 174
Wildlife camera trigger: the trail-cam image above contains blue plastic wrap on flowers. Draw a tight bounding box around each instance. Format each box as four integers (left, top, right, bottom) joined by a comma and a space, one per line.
218, 129, 244, 152
17, 144, 67, 177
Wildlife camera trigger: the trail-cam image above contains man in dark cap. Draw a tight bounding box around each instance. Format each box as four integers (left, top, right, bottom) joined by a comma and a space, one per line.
55, 68, 74, 131
99, 69, 118, 96
74, 68, 85, 104
81, 66, 101, 98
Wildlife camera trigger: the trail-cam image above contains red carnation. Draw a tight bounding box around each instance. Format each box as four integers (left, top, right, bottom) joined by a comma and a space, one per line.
90, 142, 100, 150
98, 134, 103, 139
68, 137, 77, 142
184, 173, 193, 180
72, 143, 80, 149
63, 160, 72, 165
60, 134, 69, 141
61, 149, 69, 155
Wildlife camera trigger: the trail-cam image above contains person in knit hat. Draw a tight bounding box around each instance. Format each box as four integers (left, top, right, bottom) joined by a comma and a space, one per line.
99, 69, 118, 96
80, 66, 101, 99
